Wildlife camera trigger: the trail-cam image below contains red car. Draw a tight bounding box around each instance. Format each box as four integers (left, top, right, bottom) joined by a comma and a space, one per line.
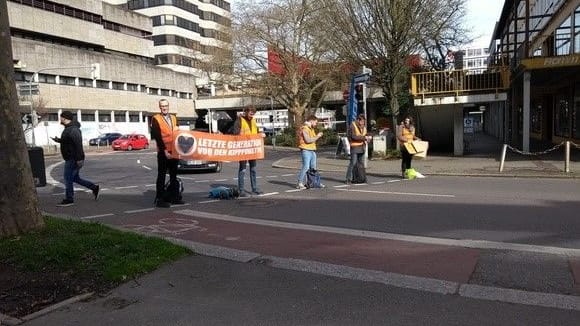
112, 134, 150, 151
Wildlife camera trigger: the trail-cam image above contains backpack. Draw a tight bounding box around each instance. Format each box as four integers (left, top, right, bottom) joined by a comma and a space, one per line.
306, 169, 322, 188
352, 161, 367, 184
164, 178, 184, 203
209, 186, 240, 199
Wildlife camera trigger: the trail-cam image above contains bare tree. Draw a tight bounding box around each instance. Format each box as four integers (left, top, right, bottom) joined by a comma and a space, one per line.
0, 0, 44, 237
232, 0, 343, 128
320, 0, 469, 127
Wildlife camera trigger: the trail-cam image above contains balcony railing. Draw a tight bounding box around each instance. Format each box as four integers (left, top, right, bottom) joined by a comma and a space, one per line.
410, 67, 510, 97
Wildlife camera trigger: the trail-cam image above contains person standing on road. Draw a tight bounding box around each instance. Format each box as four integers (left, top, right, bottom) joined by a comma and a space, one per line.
51, 110, 99, 207
345, 114, 369, 184
233, 105, 265, 196
397, 116, 419, 178
297, 115, 324, 189
151, 99, 183, 207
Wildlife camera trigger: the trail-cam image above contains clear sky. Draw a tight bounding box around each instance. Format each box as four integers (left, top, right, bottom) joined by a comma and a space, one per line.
465, 0, 505, 47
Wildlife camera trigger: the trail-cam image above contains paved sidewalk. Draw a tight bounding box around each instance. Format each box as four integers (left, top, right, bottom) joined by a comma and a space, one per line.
272, 151, 580, 178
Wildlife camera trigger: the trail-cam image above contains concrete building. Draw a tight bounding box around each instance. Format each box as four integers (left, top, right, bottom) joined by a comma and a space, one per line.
491, 0, 580, 151
123, 0, 232, 86
8, 0, 196, 146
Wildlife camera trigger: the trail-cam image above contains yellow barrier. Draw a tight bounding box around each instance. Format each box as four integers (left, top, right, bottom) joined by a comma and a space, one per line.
411, 68, 510, 96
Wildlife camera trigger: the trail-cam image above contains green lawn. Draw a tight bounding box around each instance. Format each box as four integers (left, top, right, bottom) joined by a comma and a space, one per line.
0, 217, 191, 282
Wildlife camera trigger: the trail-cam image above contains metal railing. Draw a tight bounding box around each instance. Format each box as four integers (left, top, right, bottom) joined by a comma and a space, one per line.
410, 67, 510, 97
498, 141, 579, 173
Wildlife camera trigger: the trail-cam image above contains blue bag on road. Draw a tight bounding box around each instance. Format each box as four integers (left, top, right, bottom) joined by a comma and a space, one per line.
306, 169, 322, 188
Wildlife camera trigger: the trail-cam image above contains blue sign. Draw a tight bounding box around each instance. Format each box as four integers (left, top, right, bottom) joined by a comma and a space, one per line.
347, 73, 370, 128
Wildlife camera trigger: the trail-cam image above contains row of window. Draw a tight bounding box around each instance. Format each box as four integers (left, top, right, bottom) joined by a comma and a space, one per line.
156, 54, 200, 69
103, 20, 152, 38
127, 0, 231, 25
14, 71, 193, 99
153, 15, 230, 42
152, 34, 232, 56
27, 112, 145, 123
9, 0, 102, 24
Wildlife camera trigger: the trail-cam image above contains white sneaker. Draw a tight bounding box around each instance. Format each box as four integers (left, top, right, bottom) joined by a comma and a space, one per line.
296, 183, 306, 190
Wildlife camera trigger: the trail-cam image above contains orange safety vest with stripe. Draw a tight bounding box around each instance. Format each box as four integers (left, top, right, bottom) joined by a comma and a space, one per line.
240, 117, 258, 135
298, 125, 317, 151
153, 113, 179, 153
349, 121, 366, 147
399, 126, 415, 145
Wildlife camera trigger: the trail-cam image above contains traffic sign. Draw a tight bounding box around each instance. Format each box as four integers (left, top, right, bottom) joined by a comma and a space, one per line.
353, 73, 370, 84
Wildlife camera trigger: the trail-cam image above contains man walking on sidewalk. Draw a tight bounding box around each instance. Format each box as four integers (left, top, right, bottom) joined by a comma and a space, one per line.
51, 110, 99, 207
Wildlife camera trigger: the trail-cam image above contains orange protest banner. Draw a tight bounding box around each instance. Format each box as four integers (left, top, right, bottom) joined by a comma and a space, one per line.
171, 131, 264, 161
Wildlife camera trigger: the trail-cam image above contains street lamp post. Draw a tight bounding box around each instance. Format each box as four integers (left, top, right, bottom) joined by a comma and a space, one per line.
27, 64, 100, 146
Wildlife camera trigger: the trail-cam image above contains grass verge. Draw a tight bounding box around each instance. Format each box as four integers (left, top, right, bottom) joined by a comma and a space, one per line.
0, 216, 191, 283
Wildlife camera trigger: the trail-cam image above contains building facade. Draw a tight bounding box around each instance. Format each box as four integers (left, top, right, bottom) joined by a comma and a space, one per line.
8, 0, 201, 146
492, 0, 580, 151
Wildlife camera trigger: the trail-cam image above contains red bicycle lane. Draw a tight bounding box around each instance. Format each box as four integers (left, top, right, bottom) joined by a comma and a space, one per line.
101, 208, 481, 284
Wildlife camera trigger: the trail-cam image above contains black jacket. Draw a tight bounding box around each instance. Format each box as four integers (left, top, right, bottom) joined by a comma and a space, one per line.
58, 121, 85, 161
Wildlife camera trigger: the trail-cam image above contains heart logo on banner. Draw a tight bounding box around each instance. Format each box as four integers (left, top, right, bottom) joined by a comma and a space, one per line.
177, 135, 195, 155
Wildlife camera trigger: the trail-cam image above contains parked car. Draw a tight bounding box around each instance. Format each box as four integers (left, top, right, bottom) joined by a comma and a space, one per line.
89, 132, 122, 146
111, 134, 149, 151
177, 159, 222, 173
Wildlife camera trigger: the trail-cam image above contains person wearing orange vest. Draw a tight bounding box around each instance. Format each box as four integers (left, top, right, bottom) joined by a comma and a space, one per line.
397, 116, 419, 178
345, 114, 370, 183
233, 106, 265, 196
296, 115, 324, 189
151, 99, 182, 207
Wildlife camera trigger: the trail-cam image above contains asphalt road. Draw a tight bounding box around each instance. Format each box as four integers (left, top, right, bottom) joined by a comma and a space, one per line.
41, 147, 580, 249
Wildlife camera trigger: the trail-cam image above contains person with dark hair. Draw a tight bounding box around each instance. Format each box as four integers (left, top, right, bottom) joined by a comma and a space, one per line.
151, 99, 183, 207
51, 110, 99, 207
296, 115, 324, 189
345, 114, 370, 183
397, 116, 419, 178
233, 105, 265, 196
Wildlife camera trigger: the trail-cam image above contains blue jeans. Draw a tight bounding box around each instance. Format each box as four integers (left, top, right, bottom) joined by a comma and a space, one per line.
64, 160, 96, 201
297, 149, 317, 184
238, 160, 258, 192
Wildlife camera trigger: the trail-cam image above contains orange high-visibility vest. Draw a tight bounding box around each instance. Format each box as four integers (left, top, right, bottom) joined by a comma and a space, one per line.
298, 125, 317, 151
153, 114, 178, 153
349, 121, 366, 147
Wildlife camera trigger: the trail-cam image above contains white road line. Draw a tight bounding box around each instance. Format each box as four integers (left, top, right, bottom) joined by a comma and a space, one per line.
174, 209, 580, 257
388, 180, 402, 183
145, 184, 156, 187
336, 188, 455, 198
285, 189, 303, 193
115, 186, 138, 190
333, 185, 349, 188
199, 199, 220, 204
179, 176, 197, 180
282, 174, 294, 177
125, 208, 155, 214
215, 179, 228, 182
195, 180, 210, 183
259, 192, 279, 197
353, 183, 367, 186
266, 175, 278, 178
142, 165, 152, 170
46, 161, 64, 187
371, 181, 385, 185
81, 213, 114, 220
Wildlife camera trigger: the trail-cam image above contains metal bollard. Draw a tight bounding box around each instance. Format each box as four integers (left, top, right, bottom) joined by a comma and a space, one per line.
499, 144, 507, 172
565, 141, 570, 173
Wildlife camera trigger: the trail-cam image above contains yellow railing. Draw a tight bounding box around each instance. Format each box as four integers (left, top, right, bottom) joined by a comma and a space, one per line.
411, 67, 510, 97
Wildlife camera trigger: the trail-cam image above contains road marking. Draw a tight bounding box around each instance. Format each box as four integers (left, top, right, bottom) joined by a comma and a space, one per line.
215, 179, 229, 182
115, 186, 138, 190
259, 192, 279, 197
142, 165, 152, 170
333, 185, 349, 188
285, 189, 302, 193
282, 174, 294, 177
371, 181, 385, 185
179, 176, 197, 180
46, 161, 64, 187
336, 188, 455, 198
266, 175, 278, 178
174, 209, 580, 257
388, 180, 402, 183
125, 208, 155, 214
81, 213, 114, 220
195, 180, 210, 183
199, 199, 220, 203
145, 184, 156, 187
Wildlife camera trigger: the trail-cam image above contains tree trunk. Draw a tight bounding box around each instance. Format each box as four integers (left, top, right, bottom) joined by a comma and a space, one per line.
0, 1, 44, 237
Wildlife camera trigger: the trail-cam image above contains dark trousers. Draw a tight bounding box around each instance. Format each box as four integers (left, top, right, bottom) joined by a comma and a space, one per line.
64, 160, 97, 201
156, 151, 178, 201
401, 146, 413, 173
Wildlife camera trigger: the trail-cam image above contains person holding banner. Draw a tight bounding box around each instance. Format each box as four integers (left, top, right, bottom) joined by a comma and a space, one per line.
151, 99, 183, 207
397, 116, 419, 178
297, 115, 324, 189
233, 106, 265, 196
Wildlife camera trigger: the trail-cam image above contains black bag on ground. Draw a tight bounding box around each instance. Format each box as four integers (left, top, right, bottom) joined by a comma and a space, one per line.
306, 169, 322, 188
352, 161, 367, 184
164, 177, 184, 203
